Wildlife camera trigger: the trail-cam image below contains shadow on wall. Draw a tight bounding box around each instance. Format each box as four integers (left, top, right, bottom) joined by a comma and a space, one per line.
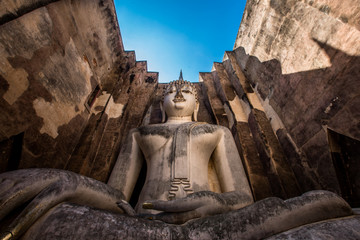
234, 39, 360, 206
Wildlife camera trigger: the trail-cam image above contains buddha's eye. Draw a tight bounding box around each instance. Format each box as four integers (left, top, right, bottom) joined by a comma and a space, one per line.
167, 87, 176, 94
182, 89, 191, 94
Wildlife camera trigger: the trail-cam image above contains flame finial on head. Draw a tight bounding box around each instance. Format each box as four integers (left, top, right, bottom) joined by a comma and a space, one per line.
179, 69, 183, 81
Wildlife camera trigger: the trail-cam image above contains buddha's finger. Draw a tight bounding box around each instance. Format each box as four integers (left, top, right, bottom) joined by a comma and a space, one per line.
142, 197, 203, 212
117, 200, 136, 216
142, 191, 221, 212
152, 210, 201, 224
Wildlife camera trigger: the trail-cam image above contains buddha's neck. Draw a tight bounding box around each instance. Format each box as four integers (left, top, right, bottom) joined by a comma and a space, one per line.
166, 116, 192, 124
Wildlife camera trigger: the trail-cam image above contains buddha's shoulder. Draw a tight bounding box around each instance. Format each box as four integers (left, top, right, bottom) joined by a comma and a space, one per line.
133, 124, 174, 137
192, 122, 230, 135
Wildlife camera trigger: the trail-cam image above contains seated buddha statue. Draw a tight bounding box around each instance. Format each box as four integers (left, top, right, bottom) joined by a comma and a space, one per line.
107, 76, 254, 222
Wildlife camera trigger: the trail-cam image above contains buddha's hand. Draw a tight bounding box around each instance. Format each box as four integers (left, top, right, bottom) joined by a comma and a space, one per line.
141, 191, 253, 224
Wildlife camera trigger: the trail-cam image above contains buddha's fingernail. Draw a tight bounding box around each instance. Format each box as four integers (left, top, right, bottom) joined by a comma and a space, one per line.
143, 202, 154, 209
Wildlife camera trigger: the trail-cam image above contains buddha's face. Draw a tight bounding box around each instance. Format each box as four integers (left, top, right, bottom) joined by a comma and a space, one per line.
163, 83, 197, 118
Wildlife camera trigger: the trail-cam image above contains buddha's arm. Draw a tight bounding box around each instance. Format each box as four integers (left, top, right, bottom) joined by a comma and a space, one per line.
107, 129, 144, 201
211, 127, 254, 208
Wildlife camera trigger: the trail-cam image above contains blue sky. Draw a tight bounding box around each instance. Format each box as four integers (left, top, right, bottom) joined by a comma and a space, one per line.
114, 1, 246, 83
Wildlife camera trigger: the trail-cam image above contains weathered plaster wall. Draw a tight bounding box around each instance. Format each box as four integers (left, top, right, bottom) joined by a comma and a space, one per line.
66, 58, 158, 182
233, 0, 360, 201
0, 0, 158, 179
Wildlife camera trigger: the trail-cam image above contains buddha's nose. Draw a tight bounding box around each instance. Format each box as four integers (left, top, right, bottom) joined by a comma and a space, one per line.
174, 90, 185, 101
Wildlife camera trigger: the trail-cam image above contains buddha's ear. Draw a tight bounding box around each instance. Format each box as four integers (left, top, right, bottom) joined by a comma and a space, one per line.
160, 101, 166, 123
193, 102, 199, 122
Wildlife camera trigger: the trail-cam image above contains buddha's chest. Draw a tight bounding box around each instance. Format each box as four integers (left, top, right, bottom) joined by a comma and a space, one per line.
134, 124, 220, 160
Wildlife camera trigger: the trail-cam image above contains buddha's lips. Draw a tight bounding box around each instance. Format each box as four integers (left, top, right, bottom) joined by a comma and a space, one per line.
173, 98, 185, 103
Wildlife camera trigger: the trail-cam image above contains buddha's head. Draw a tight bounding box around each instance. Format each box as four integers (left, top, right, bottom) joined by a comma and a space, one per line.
161, 78, 199, 123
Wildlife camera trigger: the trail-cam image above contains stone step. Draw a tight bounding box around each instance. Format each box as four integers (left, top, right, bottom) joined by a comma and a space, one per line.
224, 50, 301, 199
144, 72, 158, 84
124, 51, 136, 68
226, 49, 318, 194
212, 60, 273, 201
200, 72, 229, 127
